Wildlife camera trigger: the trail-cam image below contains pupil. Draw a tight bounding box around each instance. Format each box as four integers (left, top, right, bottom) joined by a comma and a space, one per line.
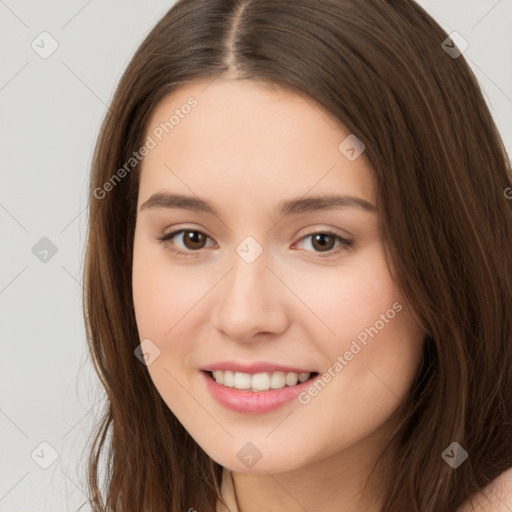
186, 231, 204, 249
313, 233, 333, 251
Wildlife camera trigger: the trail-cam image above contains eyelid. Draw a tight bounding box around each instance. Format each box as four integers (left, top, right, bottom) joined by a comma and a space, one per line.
293, 225, 353, 243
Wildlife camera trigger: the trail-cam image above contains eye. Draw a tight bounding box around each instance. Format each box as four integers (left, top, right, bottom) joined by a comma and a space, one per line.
293, 231, 354, 258
158, 229, 215, 257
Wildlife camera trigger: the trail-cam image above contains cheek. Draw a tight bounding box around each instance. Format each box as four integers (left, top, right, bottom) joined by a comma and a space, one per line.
132, 239, 211, 339
131, 240, 207, 407
288, 246, 401, 345
290, 245, 424, 392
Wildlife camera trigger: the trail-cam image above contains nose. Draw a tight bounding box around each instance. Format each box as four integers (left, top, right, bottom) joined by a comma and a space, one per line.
210, 247, 289, 343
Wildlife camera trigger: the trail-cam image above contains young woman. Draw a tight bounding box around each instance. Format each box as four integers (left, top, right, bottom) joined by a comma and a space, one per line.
81, 1, 512, 511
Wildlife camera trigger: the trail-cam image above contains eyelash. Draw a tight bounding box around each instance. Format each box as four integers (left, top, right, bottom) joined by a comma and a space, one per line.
157, 228, 354, 259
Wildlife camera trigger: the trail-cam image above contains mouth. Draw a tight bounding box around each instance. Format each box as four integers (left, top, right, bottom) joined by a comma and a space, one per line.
203, 369, 319, 392
200, 362, 322, 413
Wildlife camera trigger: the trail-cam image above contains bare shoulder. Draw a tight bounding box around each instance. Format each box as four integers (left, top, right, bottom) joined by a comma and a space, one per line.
457, 467, 512, 512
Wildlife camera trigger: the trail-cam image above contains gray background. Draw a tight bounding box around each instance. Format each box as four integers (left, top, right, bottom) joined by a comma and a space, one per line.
0, 1, 511, 510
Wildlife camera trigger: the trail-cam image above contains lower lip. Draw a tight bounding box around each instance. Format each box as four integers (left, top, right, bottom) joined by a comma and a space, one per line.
201, 371, 318, 413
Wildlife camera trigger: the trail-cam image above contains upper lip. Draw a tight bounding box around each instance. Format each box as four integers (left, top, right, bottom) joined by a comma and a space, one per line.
201, 361, 317, 374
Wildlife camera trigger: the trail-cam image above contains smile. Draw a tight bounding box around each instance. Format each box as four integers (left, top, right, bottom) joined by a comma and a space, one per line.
201, 368, 320, 413
209, 369, 314, 391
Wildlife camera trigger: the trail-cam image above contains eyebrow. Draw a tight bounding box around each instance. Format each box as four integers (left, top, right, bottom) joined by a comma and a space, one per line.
139, 192, 377, 216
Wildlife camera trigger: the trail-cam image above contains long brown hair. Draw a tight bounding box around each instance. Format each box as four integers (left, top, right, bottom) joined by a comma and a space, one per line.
80, 1, 512, 510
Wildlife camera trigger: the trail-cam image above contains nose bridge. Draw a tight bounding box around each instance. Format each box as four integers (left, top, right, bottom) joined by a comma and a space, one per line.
228, 253, 264, 303
212, 236, 288, 340
225, 241, 271, 316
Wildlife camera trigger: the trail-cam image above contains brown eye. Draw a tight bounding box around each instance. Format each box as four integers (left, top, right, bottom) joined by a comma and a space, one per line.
310, 233, 336, 252
158, 229, 214, 255
181, 230, 208, 250
294, 230, 354, 258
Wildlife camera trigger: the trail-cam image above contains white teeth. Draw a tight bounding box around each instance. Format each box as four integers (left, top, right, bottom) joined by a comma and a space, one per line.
270, 371, 286, 389
233, 372, 251, 389
285, 372, 298, 386
298, 372, 310, 382
251, 372, 270, 391
210, 370, 312, 391
223, 370, 234, 387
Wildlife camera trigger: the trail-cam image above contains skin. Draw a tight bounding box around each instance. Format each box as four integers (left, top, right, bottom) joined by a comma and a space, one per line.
132, 77, 427, 512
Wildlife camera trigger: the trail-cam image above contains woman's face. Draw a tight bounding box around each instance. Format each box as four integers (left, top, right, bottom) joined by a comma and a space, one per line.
132, 77, 426, 474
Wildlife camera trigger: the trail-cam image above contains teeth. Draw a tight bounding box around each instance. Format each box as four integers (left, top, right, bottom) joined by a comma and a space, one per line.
285, 372, 298, 386
270, 371, 286, 389
223, 370, 234, 387
298, 372, 310, 382
252, 372, 270, 391
233, 372, 251, 389
210, 370, 312, 391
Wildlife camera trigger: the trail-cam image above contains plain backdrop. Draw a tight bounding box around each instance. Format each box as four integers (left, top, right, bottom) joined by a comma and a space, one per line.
0, 1, 511, 510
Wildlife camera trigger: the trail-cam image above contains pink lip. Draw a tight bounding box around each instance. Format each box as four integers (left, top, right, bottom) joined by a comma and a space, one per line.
201, 370, 319, 414
201, 361, 316, 374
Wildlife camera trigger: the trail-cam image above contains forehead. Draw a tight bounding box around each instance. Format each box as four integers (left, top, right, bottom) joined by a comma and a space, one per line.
145, 77, 347, 152
139, 78, 376, 212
